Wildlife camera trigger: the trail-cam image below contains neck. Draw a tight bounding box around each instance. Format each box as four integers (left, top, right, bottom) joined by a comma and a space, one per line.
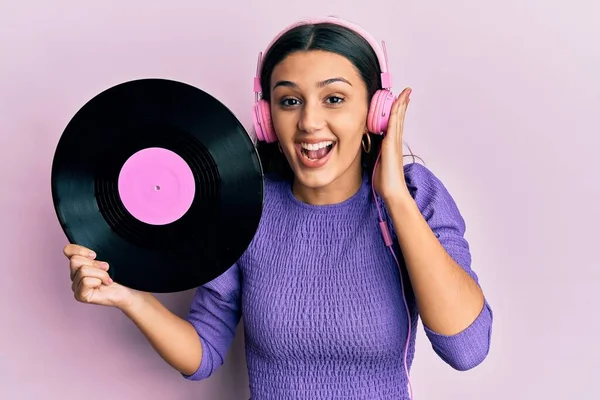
291, 162, 363, 206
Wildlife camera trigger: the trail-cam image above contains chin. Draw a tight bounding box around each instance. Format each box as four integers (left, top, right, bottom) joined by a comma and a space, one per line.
293, 167, 339, 189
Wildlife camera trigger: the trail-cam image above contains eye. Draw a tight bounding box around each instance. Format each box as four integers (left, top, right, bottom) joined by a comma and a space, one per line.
325, 96, 345, 105
279, 97, 301, 107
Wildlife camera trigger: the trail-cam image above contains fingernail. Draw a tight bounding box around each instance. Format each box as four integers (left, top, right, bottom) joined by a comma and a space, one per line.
89, 251, 96, 258
108, 278, 113, 284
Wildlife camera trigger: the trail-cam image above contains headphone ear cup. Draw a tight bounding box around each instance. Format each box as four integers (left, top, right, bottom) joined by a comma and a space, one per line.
367, 90, 396, 134
252, 100, 277, 143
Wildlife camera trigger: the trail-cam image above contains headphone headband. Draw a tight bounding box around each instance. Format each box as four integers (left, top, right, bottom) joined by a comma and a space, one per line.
253, 16, 392, 100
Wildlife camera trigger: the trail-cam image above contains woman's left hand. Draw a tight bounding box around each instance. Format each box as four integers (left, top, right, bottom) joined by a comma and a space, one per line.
373, 87, 412, 203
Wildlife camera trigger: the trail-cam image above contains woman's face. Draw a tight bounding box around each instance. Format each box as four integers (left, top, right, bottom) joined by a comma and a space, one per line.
269, 50, 370, 193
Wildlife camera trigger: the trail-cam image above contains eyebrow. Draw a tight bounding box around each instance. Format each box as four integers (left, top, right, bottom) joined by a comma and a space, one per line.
272, 77, 352, 90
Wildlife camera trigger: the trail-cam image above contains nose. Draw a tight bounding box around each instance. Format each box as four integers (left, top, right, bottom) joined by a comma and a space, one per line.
298, 101, 326, 133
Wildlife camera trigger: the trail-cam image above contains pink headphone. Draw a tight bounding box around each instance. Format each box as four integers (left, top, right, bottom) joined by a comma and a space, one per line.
252, 16, 396, 143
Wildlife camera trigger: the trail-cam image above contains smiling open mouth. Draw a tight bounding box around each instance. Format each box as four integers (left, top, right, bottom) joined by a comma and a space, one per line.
300, 141, 335, 161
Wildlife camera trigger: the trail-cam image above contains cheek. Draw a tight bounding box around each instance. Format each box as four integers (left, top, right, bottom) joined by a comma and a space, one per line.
270, 108, 297, 139
331, 112, 367, 143
330, 116, 367, 161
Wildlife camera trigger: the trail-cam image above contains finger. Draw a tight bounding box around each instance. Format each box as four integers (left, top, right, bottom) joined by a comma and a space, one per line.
69, 256, 109, 280
73, 277, 103, 298
69, 255, 104, 269
390, 88, 410, 122
64, 244, 96, 259
69, 255, 94, 280
397, 88, 411, 117
386, 95, 403, 137
71, 265, 112, 291
399, 87, 412, 103
71, 264, 112, 292
73, 275, 105, 303
396, 88, 411, 141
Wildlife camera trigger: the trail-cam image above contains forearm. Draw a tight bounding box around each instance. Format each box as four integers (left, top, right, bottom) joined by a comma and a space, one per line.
385, 194, 484, 336
121, 291, 202, 376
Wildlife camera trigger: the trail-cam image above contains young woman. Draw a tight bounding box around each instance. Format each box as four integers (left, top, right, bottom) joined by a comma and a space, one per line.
64, 16, 493, 399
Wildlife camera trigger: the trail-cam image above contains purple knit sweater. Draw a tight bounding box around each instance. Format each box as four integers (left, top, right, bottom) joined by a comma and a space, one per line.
183, 163, 493, 399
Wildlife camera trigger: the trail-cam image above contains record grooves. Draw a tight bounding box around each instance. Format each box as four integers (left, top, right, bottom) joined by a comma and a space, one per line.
51, 78, 264, 293
93, 125, 219, 250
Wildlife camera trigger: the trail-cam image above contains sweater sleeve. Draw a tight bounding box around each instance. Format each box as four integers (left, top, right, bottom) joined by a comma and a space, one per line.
181, 263, 243, 381
403, 162, 493, 371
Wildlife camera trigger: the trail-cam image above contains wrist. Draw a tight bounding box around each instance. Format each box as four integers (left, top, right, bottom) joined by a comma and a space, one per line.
119, 290, 151, 316
382, 189, 414, 209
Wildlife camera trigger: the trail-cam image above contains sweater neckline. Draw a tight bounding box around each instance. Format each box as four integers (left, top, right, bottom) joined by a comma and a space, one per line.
284, 174, 370, 212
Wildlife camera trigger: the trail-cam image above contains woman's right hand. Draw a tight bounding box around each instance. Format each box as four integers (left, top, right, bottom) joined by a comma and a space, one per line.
64, 244, 135, 310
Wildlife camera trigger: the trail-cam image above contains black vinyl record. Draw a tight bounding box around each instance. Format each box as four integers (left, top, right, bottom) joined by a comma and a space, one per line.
51, 78, 264, 293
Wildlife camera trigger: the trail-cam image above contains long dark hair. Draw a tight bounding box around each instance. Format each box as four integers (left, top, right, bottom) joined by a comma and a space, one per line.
255, 22, 419, 181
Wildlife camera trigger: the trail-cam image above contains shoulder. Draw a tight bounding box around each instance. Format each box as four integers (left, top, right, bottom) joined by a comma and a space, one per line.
403, 162, 457, 207
403, 162, 447, 196
402, 162, 465, 228
245, 173, 290, 236
262, 173, 290, 205
236, 174, 289, 263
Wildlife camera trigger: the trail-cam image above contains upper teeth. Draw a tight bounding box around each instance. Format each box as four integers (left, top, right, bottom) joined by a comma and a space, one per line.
301, 141, 333, 150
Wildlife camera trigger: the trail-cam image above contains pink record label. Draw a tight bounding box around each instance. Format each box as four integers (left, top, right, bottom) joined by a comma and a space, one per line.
118, 147, 195, 225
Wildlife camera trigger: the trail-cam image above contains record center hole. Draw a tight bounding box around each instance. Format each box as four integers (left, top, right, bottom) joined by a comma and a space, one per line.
154, 185, 161, 191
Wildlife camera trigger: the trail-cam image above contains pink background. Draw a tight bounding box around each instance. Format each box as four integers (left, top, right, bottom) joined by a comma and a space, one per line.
1, 0, 599, 399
